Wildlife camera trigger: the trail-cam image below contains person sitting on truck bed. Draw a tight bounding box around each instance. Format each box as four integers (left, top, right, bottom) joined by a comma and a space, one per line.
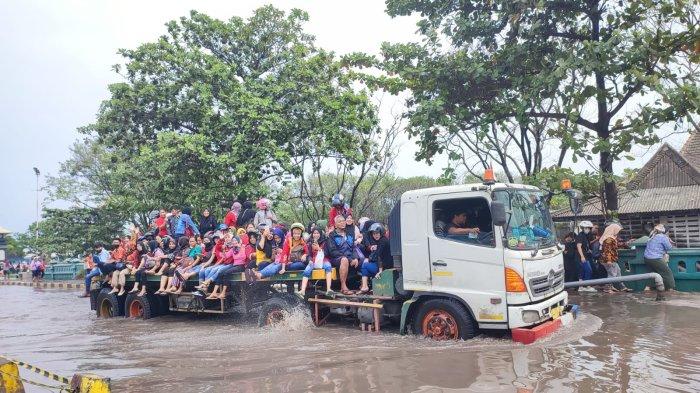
252, 226, 277, 271
247, 228, 292, 281
180, 236, 215, 281
444, 211, 480, 238
325, 215, 360, 295
131, 240, 165, 297
280, 223, 309, 271
205, 236, 249, 299
299, 228, 334, 296
358, 223, 391, 294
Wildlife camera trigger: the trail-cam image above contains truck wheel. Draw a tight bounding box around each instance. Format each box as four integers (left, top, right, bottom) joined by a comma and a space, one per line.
96, 288, 125, 318
413, 299, 477, 340
125, 293, 156, 319
258, 297, 292, 327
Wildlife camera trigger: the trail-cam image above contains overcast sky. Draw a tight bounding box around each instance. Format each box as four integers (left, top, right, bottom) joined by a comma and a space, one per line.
0, 0, 690, 234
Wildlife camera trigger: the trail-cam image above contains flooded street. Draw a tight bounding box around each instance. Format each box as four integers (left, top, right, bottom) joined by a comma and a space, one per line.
1, 286, 699, 392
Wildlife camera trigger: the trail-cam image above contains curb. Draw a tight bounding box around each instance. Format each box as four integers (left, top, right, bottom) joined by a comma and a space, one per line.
0, 280, 85, 290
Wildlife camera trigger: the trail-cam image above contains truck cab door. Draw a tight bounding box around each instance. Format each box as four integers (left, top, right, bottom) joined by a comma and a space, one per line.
427, 195, 507, 326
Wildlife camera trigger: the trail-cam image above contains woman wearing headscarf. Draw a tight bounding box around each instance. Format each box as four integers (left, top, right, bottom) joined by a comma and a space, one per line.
600, 223, 632, 293
644, 224, 675, 291
224, 202, 242, 228
199, 208, 218, 235
237, 201, 257, 228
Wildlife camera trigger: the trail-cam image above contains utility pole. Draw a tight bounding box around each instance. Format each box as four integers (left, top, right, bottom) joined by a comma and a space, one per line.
33, 167, 40, 247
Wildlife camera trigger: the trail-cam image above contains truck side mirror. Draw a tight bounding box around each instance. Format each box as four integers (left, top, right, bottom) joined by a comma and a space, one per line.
566, 189, 583, 215
491, 201, 507, 227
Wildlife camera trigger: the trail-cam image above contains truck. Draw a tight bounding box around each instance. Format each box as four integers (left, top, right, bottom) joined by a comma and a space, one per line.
90, 177, 578, 343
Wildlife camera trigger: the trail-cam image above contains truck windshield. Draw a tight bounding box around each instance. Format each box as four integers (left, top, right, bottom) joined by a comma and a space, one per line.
493, 189, 557, 250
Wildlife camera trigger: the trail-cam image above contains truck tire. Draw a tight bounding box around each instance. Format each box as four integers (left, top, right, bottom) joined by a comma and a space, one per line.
258, 297, 295, 327
96, 288, 125, 318
413, 299, 477, 340
125, 293, 156, 319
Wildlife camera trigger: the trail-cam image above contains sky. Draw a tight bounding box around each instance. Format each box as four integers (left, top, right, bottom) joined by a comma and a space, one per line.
0, 0, 691, 235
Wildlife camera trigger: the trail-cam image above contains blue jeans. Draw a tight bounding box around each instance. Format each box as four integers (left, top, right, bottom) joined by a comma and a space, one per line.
206, 265, 231, 282
580, 260, 592, 281
85, 267, 102, 292
287, 261, 306, 271
200, 265, 224, 281
303, 262, 332, 278
259, 262, 283, 278
361, 261, 379, 277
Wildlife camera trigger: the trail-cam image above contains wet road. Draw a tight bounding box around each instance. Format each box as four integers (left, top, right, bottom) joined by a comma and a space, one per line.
1, 286, 699, 392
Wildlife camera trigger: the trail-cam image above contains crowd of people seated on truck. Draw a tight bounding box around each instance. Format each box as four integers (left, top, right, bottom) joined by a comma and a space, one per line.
79, 194, 393, 299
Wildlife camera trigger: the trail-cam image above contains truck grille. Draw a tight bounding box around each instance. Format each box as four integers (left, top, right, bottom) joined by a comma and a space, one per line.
529, 269, 564, 297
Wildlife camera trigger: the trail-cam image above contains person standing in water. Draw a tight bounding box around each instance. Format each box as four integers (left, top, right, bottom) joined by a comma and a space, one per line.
644, 224, 675, 291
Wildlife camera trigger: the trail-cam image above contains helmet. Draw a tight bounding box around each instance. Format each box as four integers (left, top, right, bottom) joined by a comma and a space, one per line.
290, 223, 305, 233
331, 193, 344, 207
368, 223, 385, 236
256, 198, 271, 210
218, 224, 229, 231
579, 220, 593, 228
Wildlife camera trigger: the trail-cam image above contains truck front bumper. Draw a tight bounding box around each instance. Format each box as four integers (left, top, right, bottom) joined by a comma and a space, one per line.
507, 290, 568, 329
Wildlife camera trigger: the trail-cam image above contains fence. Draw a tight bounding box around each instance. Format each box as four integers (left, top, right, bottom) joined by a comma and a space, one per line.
43, 262, 84, 281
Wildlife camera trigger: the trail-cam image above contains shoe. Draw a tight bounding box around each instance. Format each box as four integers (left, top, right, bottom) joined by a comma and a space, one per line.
580, 286, 597, 292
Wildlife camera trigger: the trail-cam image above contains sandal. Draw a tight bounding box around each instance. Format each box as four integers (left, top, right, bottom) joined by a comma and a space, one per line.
341, 289, 354, 296
358, 288, 370, 295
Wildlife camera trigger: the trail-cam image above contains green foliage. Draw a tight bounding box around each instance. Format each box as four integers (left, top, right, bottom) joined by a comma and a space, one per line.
86, 7, 377, 197
374, 0, 700, 211
276, 174, 443, 224
16, 208, 126, 257
4, 236, 25, 260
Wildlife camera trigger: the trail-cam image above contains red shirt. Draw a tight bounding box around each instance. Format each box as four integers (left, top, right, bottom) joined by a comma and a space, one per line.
224, 211, 237, 228
328, 206, 352, 230
110, 246, 126, 262
154, 216, 168, 237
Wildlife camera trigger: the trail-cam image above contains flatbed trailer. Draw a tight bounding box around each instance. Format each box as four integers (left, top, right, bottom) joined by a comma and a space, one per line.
89, 267, 410, 331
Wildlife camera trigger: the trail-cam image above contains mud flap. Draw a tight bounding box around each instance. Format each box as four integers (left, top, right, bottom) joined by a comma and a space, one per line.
399, 298, 418, 335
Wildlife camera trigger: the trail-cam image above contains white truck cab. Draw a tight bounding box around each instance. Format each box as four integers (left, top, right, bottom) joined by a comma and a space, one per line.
391, 182, 569, 339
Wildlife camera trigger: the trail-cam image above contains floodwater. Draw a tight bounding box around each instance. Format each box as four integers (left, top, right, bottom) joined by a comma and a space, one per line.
1, 286, 699, 393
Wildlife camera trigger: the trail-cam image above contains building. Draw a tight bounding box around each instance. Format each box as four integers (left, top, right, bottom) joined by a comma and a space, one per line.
553, 132, 700, 247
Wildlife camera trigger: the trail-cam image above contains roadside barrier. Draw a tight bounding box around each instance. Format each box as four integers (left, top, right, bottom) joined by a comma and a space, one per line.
0, 356, 110, 393
0, 280, 85, 290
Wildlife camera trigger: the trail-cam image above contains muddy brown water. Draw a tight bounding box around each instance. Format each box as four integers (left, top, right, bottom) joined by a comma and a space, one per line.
1, 286, 699, 392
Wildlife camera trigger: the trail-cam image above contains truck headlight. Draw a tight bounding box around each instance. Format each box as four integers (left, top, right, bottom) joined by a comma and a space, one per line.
522, 310, 540, 324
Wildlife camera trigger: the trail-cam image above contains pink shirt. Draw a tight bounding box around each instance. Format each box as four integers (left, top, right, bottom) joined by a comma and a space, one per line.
225, 247, 248, 266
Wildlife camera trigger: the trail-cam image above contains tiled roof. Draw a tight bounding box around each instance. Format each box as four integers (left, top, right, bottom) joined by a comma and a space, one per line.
552, 184, 700, 219
680, 131, 700, 172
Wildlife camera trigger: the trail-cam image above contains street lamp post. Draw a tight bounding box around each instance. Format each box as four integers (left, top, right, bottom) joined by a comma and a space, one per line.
33, 167, 40, 245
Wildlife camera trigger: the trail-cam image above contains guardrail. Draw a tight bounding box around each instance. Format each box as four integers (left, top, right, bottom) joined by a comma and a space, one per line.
43, 262, 84, 281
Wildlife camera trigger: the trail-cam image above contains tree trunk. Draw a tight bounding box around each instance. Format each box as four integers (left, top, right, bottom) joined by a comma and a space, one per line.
599, 150, 618, 213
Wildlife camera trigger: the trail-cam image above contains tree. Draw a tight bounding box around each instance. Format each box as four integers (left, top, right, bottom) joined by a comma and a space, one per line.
86, 7, 377, 200
360, 0, 700, 215
16, 208, 125, 257
4, 236, 25, 260
276, 174, 445, 225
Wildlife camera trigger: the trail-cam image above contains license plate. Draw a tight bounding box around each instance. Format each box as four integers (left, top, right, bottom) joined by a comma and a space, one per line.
550, 306, 562, 320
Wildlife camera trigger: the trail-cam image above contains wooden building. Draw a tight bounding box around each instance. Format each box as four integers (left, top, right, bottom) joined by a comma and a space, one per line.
553, 132, 700, 247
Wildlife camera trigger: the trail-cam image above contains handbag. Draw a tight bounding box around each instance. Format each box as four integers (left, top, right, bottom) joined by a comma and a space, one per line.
313, 250, 325, 269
